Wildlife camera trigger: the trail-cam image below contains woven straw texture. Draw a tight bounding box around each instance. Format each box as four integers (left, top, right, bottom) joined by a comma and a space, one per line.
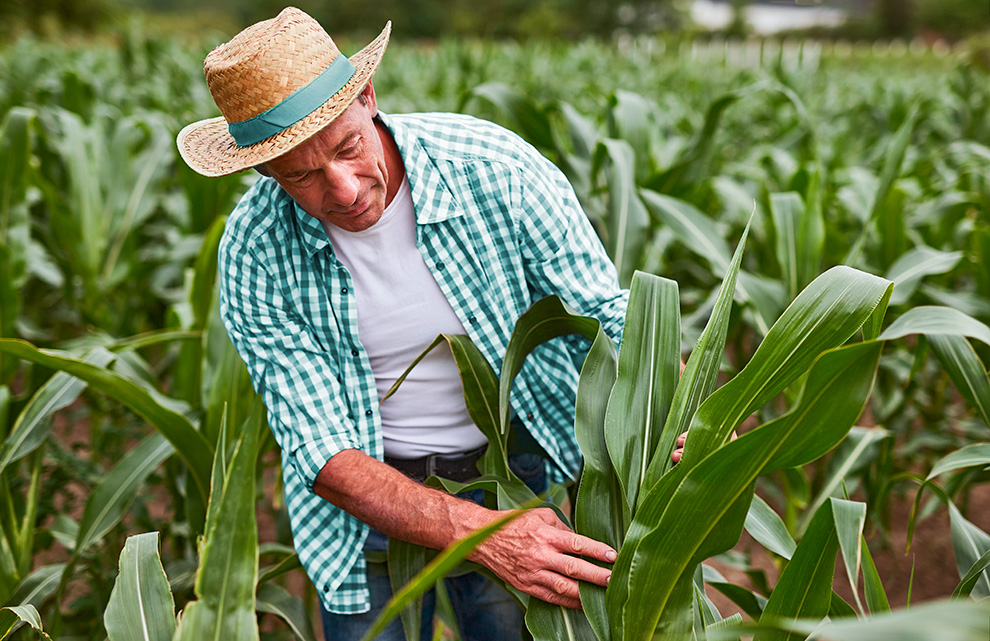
177, 7, 390, 177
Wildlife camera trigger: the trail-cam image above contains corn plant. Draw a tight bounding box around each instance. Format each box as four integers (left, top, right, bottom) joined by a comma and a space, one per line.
0, 213, 309, 638
94, 398, 317, 641
366, 216, 990, 640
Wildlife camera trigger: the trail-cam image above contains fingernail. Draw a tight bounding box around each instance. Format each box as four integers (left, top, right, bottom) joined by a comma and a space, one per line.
606, 550, 617, 562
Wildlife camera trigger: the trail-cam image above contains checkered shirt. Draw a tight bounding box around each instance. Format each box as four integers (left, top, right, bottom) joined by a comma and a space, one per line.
217, 111, 628, 614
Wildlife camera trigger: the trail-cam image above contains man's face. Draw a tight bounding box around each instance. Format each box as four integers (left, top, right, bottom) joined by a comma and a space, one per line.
263, 83, 392, 233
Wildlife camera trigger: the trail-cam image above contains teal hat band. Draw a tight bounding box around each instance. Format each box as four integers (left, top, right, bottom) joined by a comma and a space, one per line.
227, 54, 356, 147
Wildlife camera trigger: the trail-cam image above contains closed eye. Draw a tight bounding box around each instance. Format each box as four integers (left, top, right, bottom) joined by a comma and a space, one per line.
339, 137, 361, 157
289, 171, 314, 184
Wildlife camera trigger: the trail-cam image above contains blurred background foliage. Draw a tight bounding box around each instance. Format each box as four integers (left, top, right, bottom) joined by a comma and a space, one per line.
2, 0, 990, 639
1, 0, 989, 42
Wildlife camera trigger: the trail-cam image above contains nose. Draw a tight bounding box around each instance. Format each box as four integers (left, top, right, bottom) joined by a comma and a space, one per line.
321, 163, 360, 211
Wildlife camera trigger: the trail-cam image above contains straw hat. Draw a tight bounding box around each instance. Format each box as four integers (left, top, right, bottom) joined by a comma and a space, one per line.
177, 7, 391, 177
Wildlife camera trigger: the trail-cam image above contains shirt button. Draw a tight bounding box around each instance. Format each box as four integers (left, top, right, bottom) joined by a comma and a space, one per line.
351, 349, 359, 357
341, 287, 349, 294
365, 409, 373, 417
468, 315, 477, 324
527, 413, 534, 421
323, 584, 330, 593
436, 261, 445, 270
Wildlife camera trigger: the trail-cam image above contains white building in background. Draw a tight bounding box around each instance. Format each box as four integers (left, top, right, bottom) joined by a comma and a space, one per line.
691, 0, 850, 34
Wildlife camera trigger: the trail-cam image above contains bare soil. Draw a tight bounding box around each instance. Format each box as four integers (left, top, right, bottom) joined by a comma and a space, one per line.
707, 484, 990, 618
37, 410, 987, 640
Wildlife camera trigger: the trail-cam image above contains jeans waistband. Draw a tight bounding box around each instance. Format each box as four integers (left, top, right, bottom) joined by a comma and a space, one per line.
384, 445, 487, 483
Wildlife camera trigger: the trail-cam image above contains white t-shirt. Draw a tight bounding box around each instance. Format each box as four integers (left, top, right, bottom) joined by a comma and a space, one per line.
322, 176, 488, 458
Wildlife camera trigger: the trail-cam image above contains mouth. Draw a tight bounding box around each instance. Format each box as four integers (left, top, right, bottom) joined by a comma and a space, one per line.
335, 198, 371, 218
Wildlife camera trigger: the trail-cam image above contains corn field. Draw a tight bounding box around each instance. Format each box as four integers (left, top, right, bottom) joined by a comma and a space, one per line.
1, 24, 989, 641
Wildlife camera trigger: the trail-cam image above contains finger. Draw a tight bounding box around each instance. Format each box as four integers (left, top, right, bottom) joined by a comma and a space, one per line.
671, 448, 682, 464
530, 583, 582, 609
545, 550, 611, 587
677, 431, 687, 447
553, 530, 617, 565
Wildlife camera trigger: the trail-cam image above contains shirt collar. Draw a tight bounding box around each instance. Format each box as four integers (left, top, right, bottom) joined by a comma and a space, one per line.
289, 193, 331, 258
377, 111, 464, 226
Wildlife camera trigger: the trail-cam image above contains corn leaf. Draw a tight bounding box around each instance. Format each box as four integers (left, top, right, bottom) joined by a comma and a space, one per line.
74, 433, 174, 556
745, 494, 796, 560
384, 333, 508, 480
609, 340, 883, 641
799, 427, 890, 535
173, 398, 265, 641
682, 267, 891, 465
927, 334, 990, 428
7, 563, 64, 610
769, 192, 804, 300
604, 273, 679, 513
862, 539, 890, 614
255, 583, 318, 641
885, 246, 964, 306
832, 499, 867, 616
947, 502, 990, 599
498, 297, 601, 436
797, 169, 825, 290
0, 339, 213, 504
0, 348, 115, 476
573, 323, 620, 641
593, 139, 650, 287
927, 443, 990, 481
643, 217, 750, 489
651, 86, 751, 196
878, 306, 990, 348
639, 189, 773, 334
952, 548, 990, 601
460, 82, 555, 150
525, 601, 598, 641
844, 106, 919, 266
754, 498, 841, 641
104, 532, 176, 641
388, 539, 433, 641
0, 107, 35, 382
710, 599, 990, 641
257, 548, 302, 585
706, 581, 767, 620
0, 604, 51, 640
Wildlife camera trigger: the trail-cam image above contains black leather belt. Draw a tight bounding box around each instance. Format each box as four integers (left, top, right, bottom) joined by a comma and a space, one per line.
385, 445, 487, 483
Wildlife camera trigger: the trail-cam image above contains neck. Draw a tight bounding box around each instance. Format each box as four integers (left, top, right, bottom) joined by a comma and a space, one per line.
375, 117, 406, 207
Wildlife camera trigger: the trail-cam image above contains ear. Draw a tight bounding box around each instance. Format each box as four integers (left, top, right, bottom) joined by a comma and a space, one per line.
360, 81, 378, 117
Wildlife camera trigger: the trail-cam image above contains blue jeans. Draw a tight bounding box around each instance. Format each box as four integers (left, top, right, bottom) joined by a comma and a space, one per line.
321, 453, 547, 641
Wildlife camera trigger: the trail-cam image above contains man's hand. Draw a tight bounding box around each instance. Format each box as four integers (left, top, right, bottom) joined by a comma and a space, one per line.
469, 507, 615, 609
315, 449, 613, 609
671, 431, 687, 464
670, 429, 739, 464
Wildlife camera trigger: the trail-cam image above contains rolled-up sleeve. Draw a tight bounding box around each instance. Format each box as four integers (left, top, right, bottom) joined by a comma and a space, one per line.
218, 210, 358, 490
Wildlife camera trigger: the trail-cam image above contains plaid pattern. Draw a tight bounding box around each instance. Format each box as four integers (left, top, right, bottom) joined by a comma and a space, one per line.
218, 111, 628, 614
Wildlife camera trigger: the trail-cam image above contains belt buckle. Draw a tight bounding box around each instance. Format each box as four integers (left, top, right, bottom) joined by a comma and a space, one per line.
425, 453, 441, 480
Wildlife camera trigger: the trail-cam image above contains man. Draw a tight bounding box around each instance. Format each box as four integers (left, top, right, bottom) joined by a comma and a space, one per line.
177, 7, 629, 639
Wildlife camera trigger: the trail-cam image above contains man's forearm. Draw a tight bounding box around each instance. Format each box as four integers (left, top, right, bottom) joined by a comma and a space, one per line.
313, 448, 492, 549
313, 448, 616, 609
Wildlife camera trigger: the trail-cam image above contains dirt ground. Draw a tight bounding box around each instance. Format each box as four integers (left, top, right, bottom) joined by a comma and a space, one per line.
708, 483, 990, 618
40, 412, 989, 640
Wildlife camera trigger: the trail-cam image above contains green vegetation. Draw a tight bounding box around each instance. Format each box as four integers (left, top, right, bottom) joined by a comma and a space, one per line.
1, 27, 989, 640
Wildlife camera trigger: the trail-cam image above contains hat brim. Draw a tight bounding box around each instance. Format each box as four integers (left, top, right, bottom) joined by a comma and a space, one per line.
177, 22, 391, 177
